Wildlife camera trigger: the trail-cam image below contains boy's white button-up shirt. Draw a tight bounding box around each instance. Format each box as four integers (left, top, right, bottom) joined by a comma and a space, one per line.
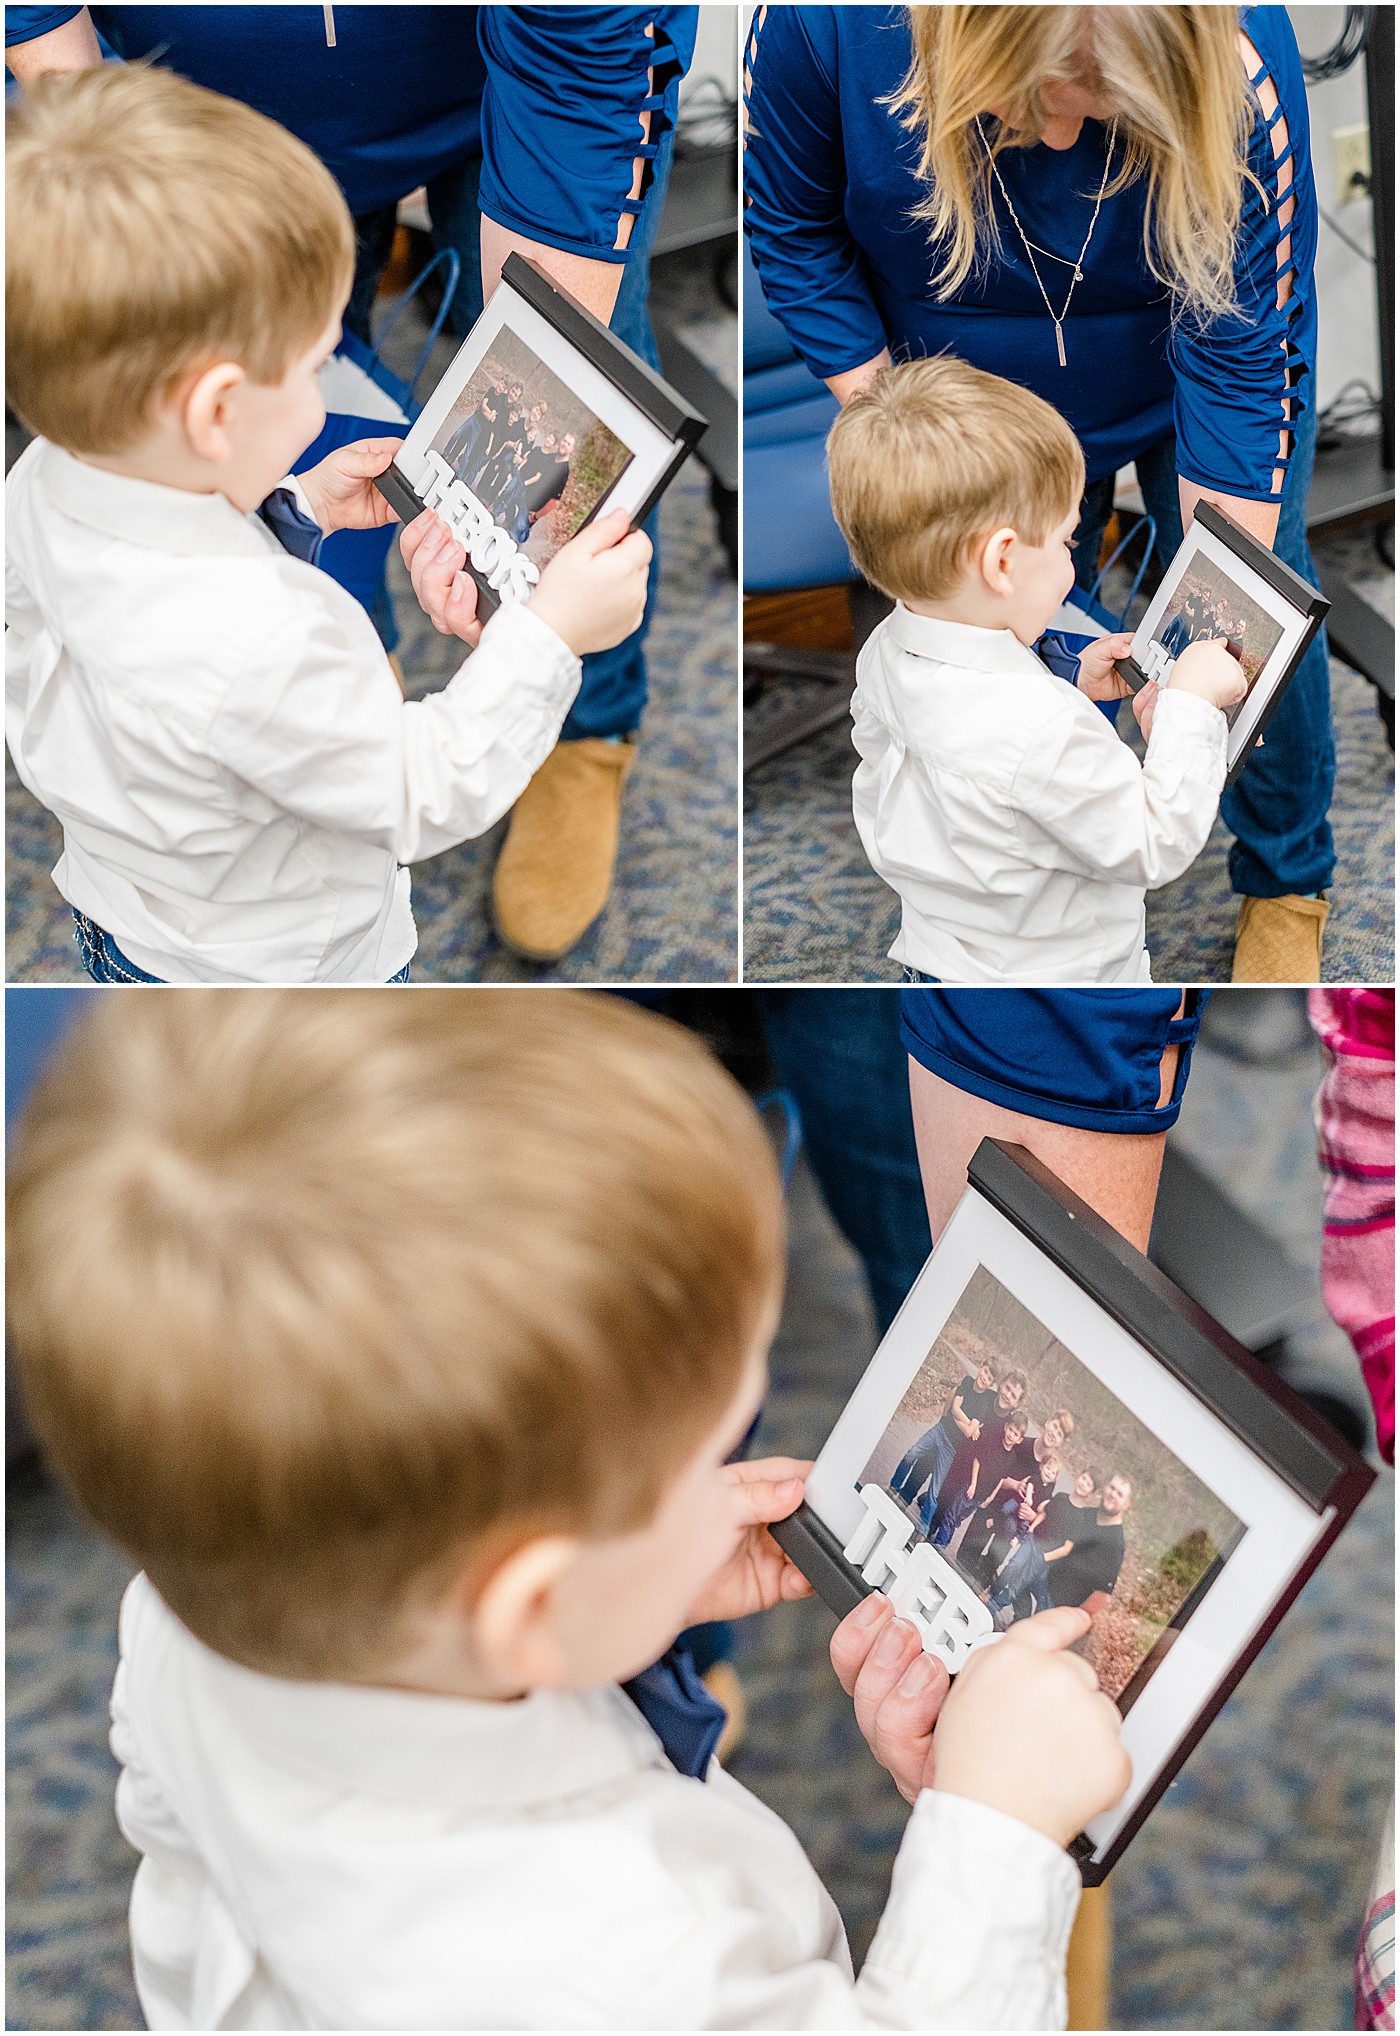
5, 441, 582, 983
850, 605, 1229, 985
111, 1574, 1081, 2031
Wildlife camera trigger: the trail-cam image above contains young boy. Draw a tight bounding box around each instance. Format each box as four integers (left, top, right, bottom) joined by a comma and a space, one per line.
5, 67, 650, 984
8, 989, 1130, 2030
826, 357, 1247, 986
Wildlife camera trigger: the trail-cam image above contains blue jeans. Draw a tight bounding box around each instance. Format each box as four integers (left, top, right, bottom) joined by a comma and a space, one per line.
891, 1422, 958, 1519
932, 1487, 975, 1549
1071, 398, 1333, 898
72, 913, 412, 986
346, 132, 675, 742
989, 1537, 1053, 1619
757, 990, 933, 1337
902, 967, 941, 984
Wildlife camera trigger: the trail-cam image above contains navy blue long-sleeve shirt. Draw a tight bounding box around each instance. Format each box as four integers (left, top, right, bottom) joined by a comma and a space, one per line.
6, 4, 697, 255
743, 5, 1315, 499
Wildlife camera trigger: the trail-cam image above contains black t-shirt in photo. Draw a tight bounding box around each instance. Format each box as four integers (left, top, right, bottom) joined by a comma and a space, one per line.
1047, 1513, 1126, 1607
939, 1380, 1000, 1444
945, 1424, 1034, 1509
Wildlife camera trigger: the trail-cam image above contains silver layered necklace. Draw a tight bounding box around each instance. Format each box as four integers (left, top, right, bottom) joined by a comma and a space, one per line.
985, 123, 1118, 367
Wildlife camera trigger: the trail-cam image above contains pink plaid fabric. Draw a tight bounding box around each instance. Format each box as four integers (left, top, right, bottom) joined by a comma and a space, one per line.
1308, 991, 1395, 1466
1357, 1812, 1396, 2031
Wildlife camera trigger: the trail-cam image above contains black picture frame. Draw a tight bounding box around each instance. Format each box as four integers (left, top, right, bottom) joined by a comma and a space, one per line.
771, 1137, 1375, 1885
1113, 500, 1330, 787
374, 253, 705, 620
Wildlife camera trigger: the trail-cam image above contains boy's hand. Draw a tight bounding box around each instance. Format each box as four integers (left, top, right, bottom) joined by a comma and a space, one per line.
529, 508, 652, 657
682, 1458, 814, 1625
1132, 679, 1160, 743
830, 1594, 952, 1804
1168, 637, 1248, 712
1074, 632, 1137, 701
400, 511, 483, 647
296, 438, 404, 535
932, 1607, 1131, 1848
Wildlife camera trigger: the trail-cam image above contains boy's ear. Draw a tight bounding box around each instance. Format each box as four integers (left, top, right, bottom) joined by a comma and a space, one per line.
174, 359, 246, 465
975, 524, 1019, 595
472, 1534, 581, 1690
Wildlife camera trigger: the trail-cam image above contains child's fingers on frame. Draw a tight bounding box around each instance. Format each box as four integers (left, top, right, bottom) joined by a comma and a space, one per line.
829, 1593, 895, 1694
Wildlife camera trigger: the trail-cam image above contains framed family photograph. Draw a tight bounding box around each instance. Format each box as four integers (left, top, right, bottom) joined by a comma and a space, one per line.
375, 253, 705, 618
1115, 501, 1329, 786
771, 1139, 1374, 1884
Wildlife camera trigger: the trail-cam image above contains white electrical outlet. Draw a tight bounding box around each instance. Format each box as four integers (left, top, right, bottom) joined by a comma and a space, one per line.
1331, 123, 1372, 207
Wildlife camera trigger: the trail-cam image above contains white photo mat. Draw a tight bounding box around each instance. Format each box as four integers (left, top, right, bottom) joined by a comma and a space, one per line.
1130, 519, 1313, 769
805, 1184, 1333, 1868
396, 283, 678, 531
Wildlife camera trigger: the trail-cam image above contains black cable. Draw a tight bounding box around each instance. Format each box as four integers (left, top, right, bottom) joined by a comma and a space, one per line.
674, 75, 737, 159
1315, 376, 1383, 452
1297, 5, 1372, 83
1319, 203, 1376, 266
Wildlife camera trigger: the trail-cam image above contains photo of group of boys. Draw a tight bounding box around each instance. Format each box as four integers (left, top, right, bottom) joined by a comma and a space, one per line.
1149, 560, 1286, 725
860, 1266, 1245, 1704
427, 326, 633, 570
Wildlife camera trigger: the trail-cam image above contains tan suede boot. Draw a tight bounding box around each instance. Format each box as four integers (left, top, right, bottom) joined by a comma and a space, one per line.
492, 737, 636, 960
1231, 893, 1330, 983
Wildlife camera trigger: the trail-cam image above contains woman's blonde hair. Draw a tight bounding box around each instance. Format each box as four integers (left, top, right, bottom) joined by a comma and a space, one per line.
888, 6, 1258, 323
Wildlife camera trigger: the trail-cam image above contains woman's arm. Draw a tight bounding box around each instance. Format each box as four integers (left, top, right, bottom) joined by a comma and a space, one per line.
4, 7, 101, 85
1171, 21, 1312, 549
743, 8, 892, 385
827, 351, 894, 407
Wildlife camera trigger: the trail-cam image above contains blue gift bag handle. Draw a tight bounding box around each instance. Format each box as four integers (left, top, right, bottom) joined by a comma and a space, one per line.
1085, 512, 1158, 631
370, 246, 462, 410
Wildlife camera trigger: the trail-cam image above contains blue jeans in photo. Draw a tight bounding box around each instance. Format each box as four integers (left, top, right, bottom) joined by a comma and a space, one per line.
1071, 395, 1333, 899
891, 1423, 958, 1531
932, 1486, 975, 1549
988, 1536, 1053, 1620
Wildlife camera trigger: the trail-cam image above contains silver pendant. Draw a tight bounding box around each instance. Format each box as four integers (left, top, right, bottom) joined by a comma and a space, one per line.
1055, 322, 1067, 368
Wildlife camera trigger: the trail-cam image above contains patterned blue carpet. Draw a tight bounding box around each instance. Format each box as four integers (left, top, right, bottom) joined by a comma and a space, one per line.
6, 994, 1392, 2030
744, 528, 1394, 983
6, 256, 738, 986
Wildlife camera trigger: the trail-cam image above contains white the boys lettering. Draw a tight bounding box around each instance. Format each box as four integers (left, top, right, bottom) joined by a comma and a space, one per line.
842, 1483, 995, 1673
420, 452, 540, 607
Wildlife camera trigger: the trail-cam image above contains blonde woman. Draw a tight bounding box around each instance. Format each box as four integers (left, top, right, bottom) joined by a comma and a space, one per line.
745, 5, 1333, 983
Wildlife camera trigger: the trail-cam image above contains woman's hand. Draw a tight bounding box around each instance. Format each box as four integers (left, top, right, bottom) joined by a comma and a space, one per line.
296, 438, 404, 535
1074, 631, 1137, 700
682, 1458, 814, 1625
830, 1594, 952, 1804
399, 511, 483, 646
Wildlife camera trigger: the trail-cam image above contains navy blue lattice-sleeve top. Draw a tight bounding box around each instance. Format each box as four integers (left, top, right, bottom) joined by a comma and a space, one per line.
5, 4, 697, 259
743, 4, 1314, 501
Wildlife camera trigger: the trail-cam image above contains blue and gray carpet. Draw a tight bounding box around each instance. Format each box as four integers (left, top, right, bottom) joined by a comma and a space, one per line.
744, 527, 1394, 983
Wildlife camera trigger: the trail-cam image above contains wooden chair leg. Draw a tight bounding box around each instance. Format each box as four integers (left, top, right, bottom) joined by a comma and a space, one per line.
1066, 1881, 1112, 2031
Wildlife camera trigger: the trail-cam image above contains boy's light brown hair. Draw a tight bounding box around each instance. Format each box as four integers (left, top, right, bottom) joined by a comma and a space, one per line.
826, 356, 1085, 603
6, 65, 355, 455
6, 990, 784, 1680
